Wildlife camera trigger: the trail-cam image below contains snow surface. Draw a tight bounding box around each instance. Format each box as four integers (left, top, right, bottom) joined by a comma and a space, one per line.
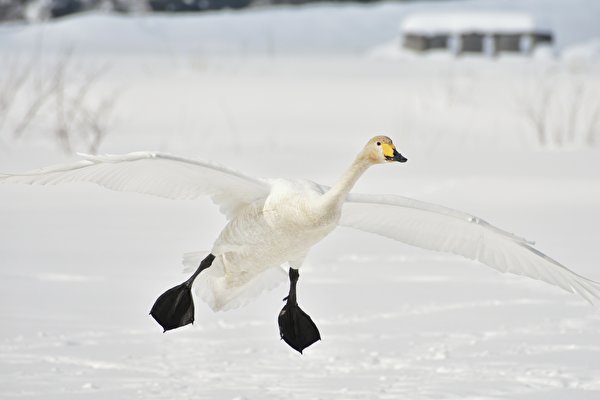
401, 11, 547, 35
1, 0, 600, 399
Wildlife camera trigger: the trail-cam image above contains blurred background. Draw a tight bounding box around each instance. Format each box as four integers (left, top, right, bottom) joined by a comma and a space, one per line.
1, 1, 600, 399
1, 0, 599, 162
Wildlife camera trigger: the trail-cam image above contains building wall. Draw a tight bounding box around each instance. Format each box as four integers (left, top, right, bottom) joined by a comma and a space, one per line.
402, 30, 553, 56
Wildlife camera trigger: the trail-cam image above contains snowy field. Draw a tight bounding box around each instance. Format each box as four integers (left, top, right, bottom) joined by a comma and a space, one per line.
1, 0, 600, 399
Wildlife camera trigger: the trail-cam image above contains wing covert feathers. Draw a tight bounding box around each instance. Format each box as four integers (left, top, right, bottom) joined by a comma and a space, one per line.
0, 152, 269, 219
341, 193, 600, 305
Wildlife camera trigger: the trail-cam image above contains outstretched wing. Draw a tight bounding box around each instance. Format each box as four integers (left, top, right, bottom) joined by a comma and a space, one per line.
340, 193, 600, 304
0, 152, 270, 219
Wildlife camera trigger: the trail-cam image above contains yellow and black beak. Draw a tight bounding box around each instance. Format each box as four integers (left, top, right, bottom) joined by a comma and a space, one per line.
382, 143, 408, 163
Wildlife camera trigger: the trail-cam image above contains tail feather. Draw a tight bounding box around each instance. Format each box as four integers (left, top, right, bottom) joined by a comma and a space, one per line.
182, 252, 287, 311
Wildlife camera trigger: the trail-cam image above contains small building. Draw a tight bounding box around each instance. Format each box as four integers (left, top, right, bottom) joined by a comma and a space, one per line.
401, 11, 553, 56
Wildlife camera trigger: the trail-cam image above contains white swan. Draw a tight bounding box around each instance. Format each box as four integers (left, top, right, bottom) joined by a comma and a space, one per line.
2, 136, 599, 353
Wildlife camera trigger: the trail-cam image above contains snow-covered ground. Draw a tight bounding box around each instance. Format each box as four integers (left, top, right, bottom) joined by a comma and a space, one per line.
1, 1, 600, 399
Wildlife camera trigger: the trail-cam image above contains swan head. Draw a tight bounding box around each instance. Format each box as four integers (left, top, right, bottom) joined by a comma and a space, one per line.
363, 136, 407, 164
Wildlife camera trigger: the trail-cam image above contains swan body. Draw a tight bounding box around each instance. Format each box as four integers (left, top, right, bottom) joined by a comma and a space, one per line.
205, 179, 336, 310
2, 136, 600, 319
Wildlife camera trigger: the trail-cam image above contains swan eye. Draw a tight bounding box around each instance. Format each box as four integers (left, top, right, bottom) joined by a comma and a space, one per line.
376, 142, 381, 146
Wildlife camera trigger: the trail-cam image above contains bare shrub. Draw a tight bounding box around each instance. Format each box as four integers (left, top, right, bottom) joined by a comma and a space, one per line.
586, 102, 600, 146
515, 68, 556, 147
78, 91, 119, 154
0, 50, 119, 154
0, 57, 33, 132
516, 64, 600, 148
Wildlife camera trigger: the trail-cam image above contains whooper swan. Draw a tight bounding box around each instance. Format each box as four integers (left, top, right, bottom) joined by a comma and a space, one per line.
2, 136, 599, 353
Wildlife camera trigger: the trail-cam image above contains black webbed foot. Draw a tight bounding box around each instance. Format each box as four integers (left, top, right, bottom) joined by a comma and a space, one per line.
278, 267, 321, 353
150, 282, 195, 332
150, 254, 215, 332
278, 300, 321, 354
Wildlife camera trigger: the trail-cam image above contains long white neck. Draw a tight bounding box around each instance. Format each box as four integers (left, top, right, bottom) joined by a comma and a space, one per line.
320, 154, 371, 211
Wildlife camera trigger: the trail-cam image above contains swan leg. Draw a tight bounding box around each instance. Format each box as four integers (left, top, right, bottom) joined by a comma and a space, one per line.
150, 254, 215, 332
278, 267, 321, 353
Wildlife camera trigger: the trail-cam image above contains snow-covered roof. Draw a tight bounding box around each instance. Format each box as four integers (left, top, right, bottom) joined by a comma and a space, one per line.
401, 12, 550, 35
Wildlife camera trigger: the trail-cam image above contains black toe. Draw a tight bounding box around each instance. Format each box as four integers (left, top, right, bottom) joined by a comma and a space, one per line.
278, 303, 321, 353
150, 283, 195, 332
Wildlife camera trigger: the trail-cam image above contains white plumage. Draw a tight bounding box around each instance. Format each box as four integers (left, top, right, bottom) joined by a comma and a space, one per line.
2, 136, 599, 311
